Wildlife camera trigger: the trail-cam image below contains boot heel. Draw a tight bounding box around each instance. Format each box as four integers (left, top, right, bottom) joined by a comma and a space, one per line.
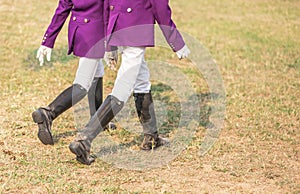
69, 142, 80, 155
32, 110, 43, 124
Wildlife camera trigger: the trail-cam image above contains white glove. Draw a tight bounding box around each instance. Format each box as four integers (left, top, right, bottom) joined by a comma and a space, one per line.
176, 45, 190, 59
36, 45, 52, 66
104, 50, 118, 71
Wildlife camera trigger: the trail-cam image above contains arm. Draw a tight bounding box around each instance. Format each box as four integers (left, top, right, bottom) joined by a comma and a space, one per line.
149, 0, 185, 52
103, 0, 118, 70
103, 0, 110, 40
103, 0, 118, 52
37, 0, 73, 65
41, 0, 73, 48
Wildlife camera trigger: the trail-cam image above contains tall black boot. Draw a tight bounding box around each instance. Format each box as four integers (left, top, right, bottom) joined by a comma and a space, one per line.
88, 77, 116, 129
133, 92, 169, 150
32, 84, 87, 145
69, 95, 124, 165
88, 77, 103, 117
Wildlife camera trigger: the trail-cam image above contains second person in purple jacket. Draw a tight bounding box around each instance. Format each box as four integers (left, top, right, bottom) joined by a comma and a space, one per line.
69, 0, 191, 165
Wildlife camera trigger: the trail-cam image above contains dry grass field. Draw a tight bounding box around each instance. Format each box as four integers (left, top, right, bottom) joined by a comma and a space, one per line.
0, 0, 299, 193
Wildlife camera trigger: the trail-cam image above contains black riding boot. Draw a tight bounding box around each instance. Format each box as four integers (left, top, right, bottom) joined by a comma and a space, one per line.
88, 77, 116, 129
133, 92, 169, 150
32, 84, 87, 145
69, 95, 124, 165
88, 77, 103, 117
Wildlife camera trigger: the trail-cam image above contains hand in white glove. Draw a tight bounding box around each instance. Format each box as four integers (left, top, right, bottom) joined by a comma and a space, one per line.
176, 45, 190, 59
104, 50, 118, 71
36, 45, 52, 66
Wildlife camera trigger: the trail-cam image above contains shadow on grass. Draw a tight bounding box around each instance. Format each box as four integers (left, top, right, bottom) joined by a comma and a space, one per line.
151, 82, 214, 134
23, 47, 76, 71
94, 82, 217, 157
288, 56, 300, 71
53, 131, 77, 143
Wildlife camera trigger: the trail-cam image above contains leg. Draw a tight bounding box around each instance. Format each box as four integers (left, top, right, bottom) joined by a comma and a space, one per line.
133, 92, 169, 150
88, 60, 117, 129
69, 46, 145, 164
111, 46, 146, 102
69, 95, 124, 165
88, 60, 104, 117
32, 84, 87, 145
133, 56, 168, 150
32, 57, 100, 145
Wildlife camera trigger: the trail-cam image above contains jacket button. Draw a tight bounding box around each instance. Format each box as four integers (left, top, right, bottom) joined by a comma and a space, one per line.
84, 18, 89, 23
127, 8, 132, 13
110, 5, 114, 10
72, 16, 76, 21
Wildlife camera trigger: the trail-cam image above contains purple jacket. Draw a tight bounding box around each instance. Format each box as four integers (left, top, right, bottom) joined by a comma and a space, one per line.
104, 0, 185, 52
41, 0, 106, 58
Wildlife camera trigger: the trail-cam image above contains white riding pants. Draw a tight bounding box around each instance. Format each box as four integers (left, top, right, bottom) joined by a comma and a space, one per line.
111, 46, 151, 102
73, 57, 104, 91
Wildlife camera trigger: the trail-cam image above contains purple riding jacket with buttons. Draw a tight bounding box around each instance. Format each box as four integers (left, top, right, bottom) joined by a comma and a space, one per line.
104, 0, 185, 52
41, 0, 106, 58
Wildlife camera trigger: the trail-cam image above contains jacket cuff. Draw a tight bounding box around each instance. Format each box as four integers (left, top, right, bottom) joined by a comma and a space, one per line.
41, 33, 55, 48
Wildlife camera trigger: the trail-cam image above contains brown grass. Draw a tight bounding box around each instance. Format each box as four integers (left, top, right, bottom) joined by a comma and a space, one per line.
0, 0, 299, 193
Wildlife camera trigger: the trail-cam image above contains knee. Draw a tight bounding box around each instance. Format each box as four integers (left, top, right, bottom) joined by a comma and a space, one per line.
72, 83, 88, 93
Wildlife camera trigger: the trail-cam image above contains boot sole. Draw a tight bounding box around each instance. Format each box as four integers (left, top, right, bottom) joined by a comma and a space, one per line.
32, 110, 54, 145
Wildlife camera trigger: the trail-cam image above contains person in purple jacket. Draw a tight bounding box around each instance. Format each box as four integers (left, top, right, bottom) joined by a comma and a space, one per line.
32, 0, 115, 146
69, 0, 191, 165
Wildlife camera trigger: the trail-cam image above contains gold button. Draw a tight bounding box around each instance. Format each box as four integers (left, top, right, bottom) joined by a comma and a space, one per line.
43, 37, 47, 40
72, 16, 76, 21
127, 8, 132, 13
84, 18, 89, 23
110, 5, 114, 10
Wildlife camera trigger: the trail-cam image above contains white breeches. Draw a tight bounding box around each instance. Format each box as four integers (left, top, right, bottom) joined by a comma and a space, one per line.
111, 46, 151, 102
73, 57, 104, 91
